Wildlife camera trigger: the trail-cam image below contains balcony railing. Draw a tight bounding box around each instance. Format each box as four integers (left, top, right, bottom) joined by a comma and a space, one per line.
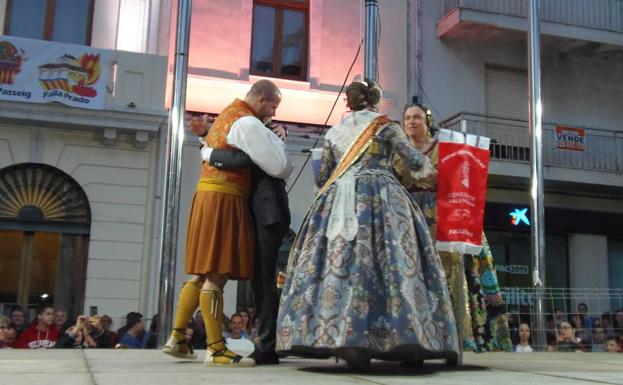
440, 112, 623, 173
441, 0, 623, 33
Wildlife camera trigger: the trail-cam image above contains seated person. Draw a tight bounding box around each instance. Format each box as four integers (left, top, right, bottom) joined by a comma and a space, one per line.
591, 325, 606, 352
55, 316, 97, 349
556, 320, 581, 352
223, 313, 249, 339
513, 322, 534, 352
13, 305, 59, 349
605, 336, 620, 353
223, 313, 254, 357
116, 312, 150, 349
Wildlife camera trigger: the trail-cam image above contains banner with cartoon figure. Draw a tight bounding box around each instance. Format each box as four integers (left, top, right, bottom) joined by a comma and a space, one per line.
436, 129, 490, 255
0, 36, 110, 110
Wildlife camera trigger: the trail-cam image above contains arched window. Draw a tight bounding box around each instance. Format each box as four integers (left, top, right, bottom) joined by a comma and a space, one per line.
0, 163, 91, 318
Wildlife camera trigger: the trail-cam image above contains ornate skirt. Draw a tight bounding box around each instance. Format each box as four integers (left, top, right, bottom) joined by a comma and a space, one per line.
276, 172, 459, 361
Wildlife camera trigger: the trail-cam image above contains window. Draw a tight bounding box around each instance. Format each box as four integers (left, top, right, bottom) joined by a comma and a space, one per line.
0, 163, 91, 317
4, 0, 94, 45
251, 0, 308, 80
485, 65, 528, 120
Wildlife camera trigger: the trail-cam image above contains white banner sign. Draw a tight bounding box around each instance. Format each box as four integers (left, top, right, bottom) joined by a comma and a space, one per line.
0, 35, 111, 110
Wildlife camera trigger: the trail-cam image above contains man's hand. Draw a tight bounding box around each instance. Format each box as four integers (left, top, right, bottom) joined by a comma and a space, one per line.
89, 316, 102, 331
270, 124, 287, 141
189, 114, 213, 136
76, 315, 88, 328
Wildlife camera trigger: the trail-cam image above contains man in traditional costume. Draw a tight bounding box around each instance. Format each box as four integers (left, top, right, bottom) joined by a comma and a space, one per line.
198, 121, 291, 365
162, 80, 294, 367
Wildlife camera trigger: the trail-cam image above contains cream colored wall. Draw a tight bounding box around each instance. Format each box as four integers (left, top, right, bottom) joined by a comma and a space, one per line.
0, 0, 7, 33
110, 51, 168, 113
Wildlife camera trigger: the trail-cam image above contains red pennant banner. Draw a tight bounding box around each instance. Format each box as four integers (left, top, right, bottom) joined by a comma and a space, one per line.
436, 129, 490, 255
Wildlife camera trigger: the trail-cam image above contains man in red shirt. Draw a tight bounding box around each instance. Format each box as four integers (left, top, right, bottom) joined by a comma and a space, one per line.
14, 304, 59, 349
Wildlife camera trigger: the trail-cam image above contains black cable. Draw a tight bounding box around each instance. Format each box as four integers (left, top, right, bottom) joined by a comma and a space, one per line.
286, 39, 363, 194
416, 75, 442, 118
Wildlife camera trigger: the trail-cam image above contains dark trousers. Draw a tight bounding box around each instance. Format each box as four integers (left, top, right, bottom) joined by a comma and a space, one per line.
251, 221, 288, 354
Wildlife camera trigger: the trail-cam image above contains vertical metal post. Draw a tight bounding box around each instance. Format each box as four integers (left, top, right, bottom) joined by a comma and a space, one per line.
364, 0, 379, 82
528, 0, 547, 350
406, 0, 417, 102
156, 0, 193, 348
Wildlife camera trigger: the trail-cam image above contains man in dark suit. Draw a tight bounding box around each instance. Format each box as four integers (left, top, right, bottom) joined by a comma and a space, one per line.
196, 120, 290, 365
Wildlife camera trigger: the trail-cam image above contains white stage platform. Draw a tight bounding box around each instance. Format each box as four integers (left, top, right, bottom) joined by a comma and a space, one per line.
0, 349, 621, 385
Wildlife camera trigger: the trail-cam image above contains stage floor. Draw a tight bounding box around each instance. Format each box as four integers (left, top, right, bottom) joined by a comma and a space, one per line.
0, 349, 621, 385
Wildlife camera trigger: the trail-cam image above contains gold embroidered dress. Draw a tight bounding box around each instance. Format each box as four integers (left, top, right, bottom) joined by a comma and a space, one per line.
394, 140, 512, 352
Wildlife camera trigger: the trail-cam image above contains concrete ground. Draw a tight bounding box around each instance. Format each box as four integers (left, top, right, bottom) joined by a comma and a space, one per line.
0, 349, 621, 385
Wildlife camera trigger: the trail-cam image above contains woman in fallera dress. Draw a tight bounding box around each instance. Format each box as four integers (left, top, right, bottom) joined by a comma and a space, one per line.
393, 104, 512, 352
276, 80, 459, 370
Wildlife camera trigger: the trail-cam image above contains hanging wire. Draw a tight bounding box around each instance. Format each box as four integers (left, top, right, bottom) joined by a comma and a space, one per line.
416, 75, 442, 119
286, 39, 363, 194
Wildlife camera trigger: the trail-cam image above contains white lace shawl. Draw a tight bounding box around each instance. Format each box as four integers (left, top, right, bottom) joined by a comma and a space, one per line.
324, 110, 380, 243
324, 110, 381, 162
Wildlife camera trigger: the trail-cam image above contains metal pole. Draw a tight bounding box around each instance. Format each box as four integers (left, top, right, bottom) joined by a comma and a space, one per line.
156, 0, 193, 348
364, 0, 379, 82
528, 0, 547, 351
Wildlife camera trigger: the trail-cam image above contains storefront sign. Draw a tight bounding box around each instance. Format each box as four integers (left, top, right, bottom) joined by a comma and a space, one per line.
495, 264, 530, 275
555, 126, 586, 152
436, 129, 490, 255
0, 36, 111, 110
510, 207, 530, 226
501, 287, 534, 306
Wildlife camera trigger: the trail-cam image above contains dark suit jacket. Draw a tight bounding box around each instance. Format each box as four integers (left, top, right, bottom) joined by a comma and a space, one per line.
208, 149, 290, 227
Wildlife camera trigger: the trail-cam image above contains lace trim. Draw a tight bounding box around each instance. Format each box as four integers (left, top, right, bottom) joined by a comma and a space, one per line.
326, 168, 359, 242
325, 111, 380, 161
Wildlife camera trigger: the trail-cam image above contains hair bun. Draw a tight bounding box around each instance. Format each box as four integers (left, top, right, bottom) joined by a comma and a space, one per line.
346, 79, 381, 111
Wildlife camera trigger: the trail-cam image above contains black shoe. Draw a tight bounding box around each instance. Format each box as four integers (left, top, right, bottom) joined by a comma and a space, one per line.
252, 351, 280, 365
400, 359, 423, 369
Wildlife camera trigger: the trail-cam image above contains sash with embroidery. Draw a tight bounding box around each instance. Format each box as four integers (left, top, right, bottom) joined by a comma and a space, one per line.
285, 115, 392, 274
317, 115, 391, 197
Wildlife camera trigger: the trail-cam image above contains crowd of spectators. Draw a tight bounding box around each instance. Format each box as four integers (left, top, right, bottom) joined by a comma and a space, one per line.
0, 304, 151, 350
2, 302, 621, 354
509, 303, 623, 353
0, 304, 260, 356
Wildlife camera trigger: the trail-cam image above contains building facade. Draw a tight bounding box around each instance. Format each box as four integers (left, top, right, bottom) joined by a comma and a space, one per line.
428, 0, 623, 314
0, 0, 416, 326
0, 0, 171, 325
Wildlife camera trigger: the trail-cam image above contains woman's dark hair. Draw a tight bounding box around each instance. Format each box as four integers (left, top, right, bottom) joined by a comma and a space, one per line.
237, 309, 252, 331
149, 313, 158, 334
404, 103, 435, 131
346, 79, 381, 111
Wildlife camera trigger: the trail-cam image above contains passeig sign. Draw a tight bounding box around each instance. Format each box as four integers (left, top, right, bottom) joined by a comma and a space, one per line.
0, 36, 111, 110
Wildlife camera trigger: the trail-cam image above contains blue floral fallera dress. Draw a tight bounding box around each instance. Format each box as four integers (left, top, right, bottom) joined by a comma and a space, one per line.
276, 112, 459, 361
